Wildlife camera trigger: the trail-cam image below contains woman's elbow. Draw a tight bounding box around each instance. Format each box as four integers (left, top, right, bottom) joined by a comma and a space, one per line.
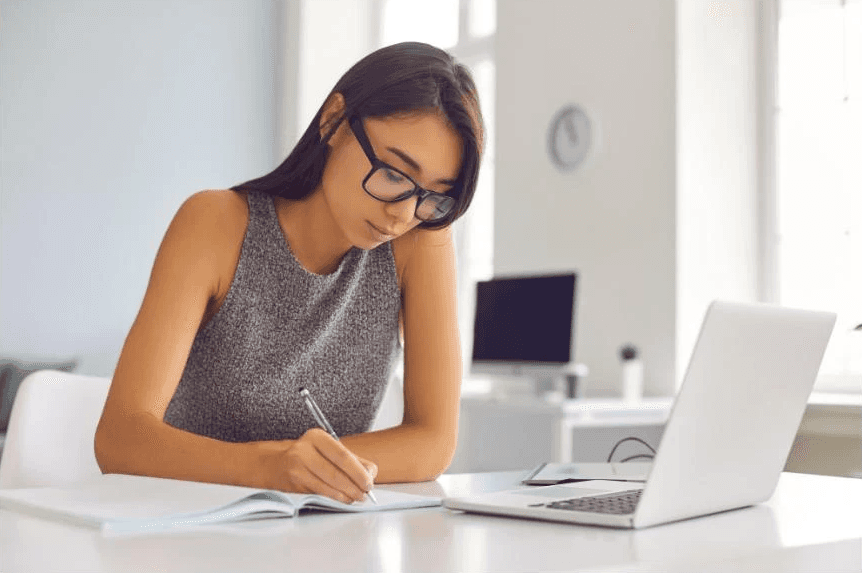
93, 419, 114, 474
433, 434, 458, 477
408, 431, 457, 481
94, 412, 142, 475
94, 414, 127, 474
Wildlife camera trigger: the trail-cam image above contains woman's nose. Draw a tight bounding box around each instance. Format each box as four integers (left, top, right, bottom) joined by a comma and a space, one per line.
383, 196, 417, 225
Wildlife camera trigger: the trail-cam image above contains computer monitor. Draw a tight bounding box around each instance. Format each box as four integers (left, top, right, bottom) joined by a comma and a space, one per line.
471, 272, 580, 378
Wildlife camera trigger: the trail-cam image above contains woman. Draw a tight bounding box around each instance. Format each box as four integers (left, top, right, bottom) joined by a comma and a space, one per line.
95, 42, 484, 505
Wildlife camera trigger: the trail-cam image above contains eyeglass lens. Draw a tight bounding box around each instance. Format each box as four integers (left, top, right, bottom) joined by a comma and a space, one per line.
365, 167, 455, 222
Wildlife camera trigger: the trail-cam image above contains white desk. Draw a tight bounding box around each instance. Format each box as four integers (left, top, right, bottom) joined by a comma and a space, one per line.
1, 471, 860, 572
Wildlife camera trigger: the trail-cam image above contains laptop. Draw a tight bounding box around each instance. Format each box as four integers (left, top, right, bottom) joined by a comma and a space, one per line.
444, 300, 836, 528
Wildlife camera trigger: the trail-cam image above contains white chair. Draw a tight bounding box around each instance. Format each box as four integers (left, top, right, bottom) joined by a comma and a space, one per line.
0, 370, 110, 489
369, 370, 404, 431
370, 350, 405, 431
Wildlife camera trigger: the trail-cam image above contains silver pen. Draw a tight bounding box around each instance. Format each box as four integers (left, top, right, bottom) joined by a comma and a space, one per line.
299, 387, 379, 504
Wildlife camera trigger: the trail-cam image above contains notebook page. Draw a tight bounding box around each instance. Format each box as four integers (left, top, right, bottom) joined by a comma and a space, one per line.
292, 488, 443, 512
103, 496, 298, 534
0, 474, 277, 527
0, 474, 443, 532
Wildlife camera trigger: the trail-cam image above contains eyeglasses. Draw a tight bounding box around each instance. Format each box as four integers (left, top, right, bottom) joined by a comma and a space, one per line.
347, 116, 457, 223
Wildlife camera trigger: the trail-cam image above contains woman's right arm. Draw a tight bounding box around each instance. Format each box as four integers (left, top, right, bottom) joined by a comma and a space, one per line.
94, 191, 373, 503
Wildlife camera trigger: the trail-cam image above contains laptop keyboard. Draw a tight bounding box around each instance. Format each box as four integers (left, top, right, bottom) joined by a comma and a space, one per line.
542, 489, 643, 515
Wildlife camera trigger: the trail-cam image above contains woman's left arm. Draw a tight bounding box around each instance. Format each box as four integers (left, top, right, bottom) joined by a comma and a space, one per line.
341, 227, 461, 482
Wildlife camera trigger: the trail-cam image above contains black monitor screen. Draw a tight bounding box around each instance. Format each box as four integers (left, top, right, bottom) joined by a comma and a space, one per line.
471, 273, 577, 364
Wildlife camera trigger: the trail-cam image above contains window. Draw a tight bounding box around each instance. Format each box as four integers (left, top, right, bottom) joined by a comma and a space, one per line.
774, 0, 862, 391
374, 0, 496, 373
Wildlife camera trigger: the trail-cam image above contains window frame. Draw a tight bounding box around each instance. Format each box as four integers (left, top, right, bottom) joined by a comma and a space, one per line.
762, 0, 862, 394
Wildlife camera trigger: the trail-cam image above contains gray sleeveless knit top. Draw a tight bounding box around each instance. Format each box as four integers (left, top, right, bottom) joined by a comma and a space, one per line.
163, 191, 401, 442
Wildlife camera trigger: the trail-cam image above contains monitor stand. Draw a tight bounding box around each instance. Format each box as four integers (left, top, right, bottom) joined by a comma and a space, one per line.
533, 363, 589, 401
471, 363, 589, 401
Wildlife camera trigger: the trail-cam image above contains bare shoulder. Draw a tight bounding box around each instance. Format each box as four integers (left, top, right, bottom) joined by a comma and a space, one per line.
163, 190, 249, 301
168, 190, 247, 253
176, 189, 248, 232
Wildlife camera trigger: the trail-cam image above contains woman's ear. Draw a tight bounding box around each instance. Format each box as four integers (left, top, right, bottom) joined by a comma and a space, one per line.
319, 92, 348, 144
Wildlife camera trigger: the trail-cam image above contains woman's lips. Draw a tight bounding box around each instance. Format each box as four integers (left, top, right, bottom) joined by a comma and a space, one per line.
367, 221, 397, 242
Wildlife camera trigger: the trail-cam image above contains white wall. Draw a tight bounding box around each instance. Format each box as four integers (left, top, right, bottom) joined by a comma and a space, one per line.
0, 0, 280, 376
676, 0, 760, 379
495, 0, 761, 397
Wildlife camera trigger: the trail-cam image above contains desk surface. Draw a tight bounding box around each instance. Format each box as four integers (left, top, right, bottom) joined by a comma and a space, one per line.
1, 471, 860, 573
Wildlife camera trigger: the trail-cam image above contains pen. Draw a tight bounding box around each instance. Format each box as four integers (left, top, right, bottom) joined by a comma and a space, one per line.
299, 387, 379, 505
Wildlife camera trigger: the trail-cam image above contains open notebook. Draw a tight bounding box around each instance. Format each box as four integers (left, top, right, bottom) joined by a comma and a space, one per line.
0, 473, 441, 534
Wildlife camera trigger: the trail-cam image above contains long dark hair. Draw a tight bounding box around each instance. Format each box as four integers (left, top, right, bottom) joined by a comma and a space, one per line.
231, 42, 485, 229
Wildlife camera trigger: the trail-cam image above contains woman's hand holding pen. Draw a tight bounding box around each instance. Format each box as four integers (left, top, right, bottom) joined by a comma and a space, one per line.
264, 428, 377, 504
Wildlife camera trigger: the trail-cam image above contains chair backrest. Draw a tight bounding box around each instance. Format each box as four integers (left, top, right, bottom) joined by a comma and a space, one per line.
370, 347, 405, 431
0, 358, 77, 432
0, 370, 110, 489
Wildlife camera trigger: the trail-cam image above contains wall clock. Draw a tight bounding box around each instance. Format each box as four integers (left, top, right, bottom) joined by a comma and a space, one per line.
547, 104, 592, 172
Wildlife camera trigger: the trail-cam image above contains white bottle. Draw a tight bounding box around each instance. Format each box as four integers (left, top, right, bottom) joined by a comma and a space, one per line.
620, 344, 643, 403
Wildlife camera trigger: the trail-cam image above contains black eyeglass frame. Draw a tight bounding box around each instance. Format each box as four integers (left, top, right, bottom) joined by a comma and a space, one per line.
347, 115, 457, 223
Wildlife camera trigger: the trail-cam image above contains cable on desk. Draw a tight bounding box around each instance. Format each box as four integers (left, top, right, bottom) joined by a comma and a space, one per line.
607, 436, 656, 463
619, 454, 655, 463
